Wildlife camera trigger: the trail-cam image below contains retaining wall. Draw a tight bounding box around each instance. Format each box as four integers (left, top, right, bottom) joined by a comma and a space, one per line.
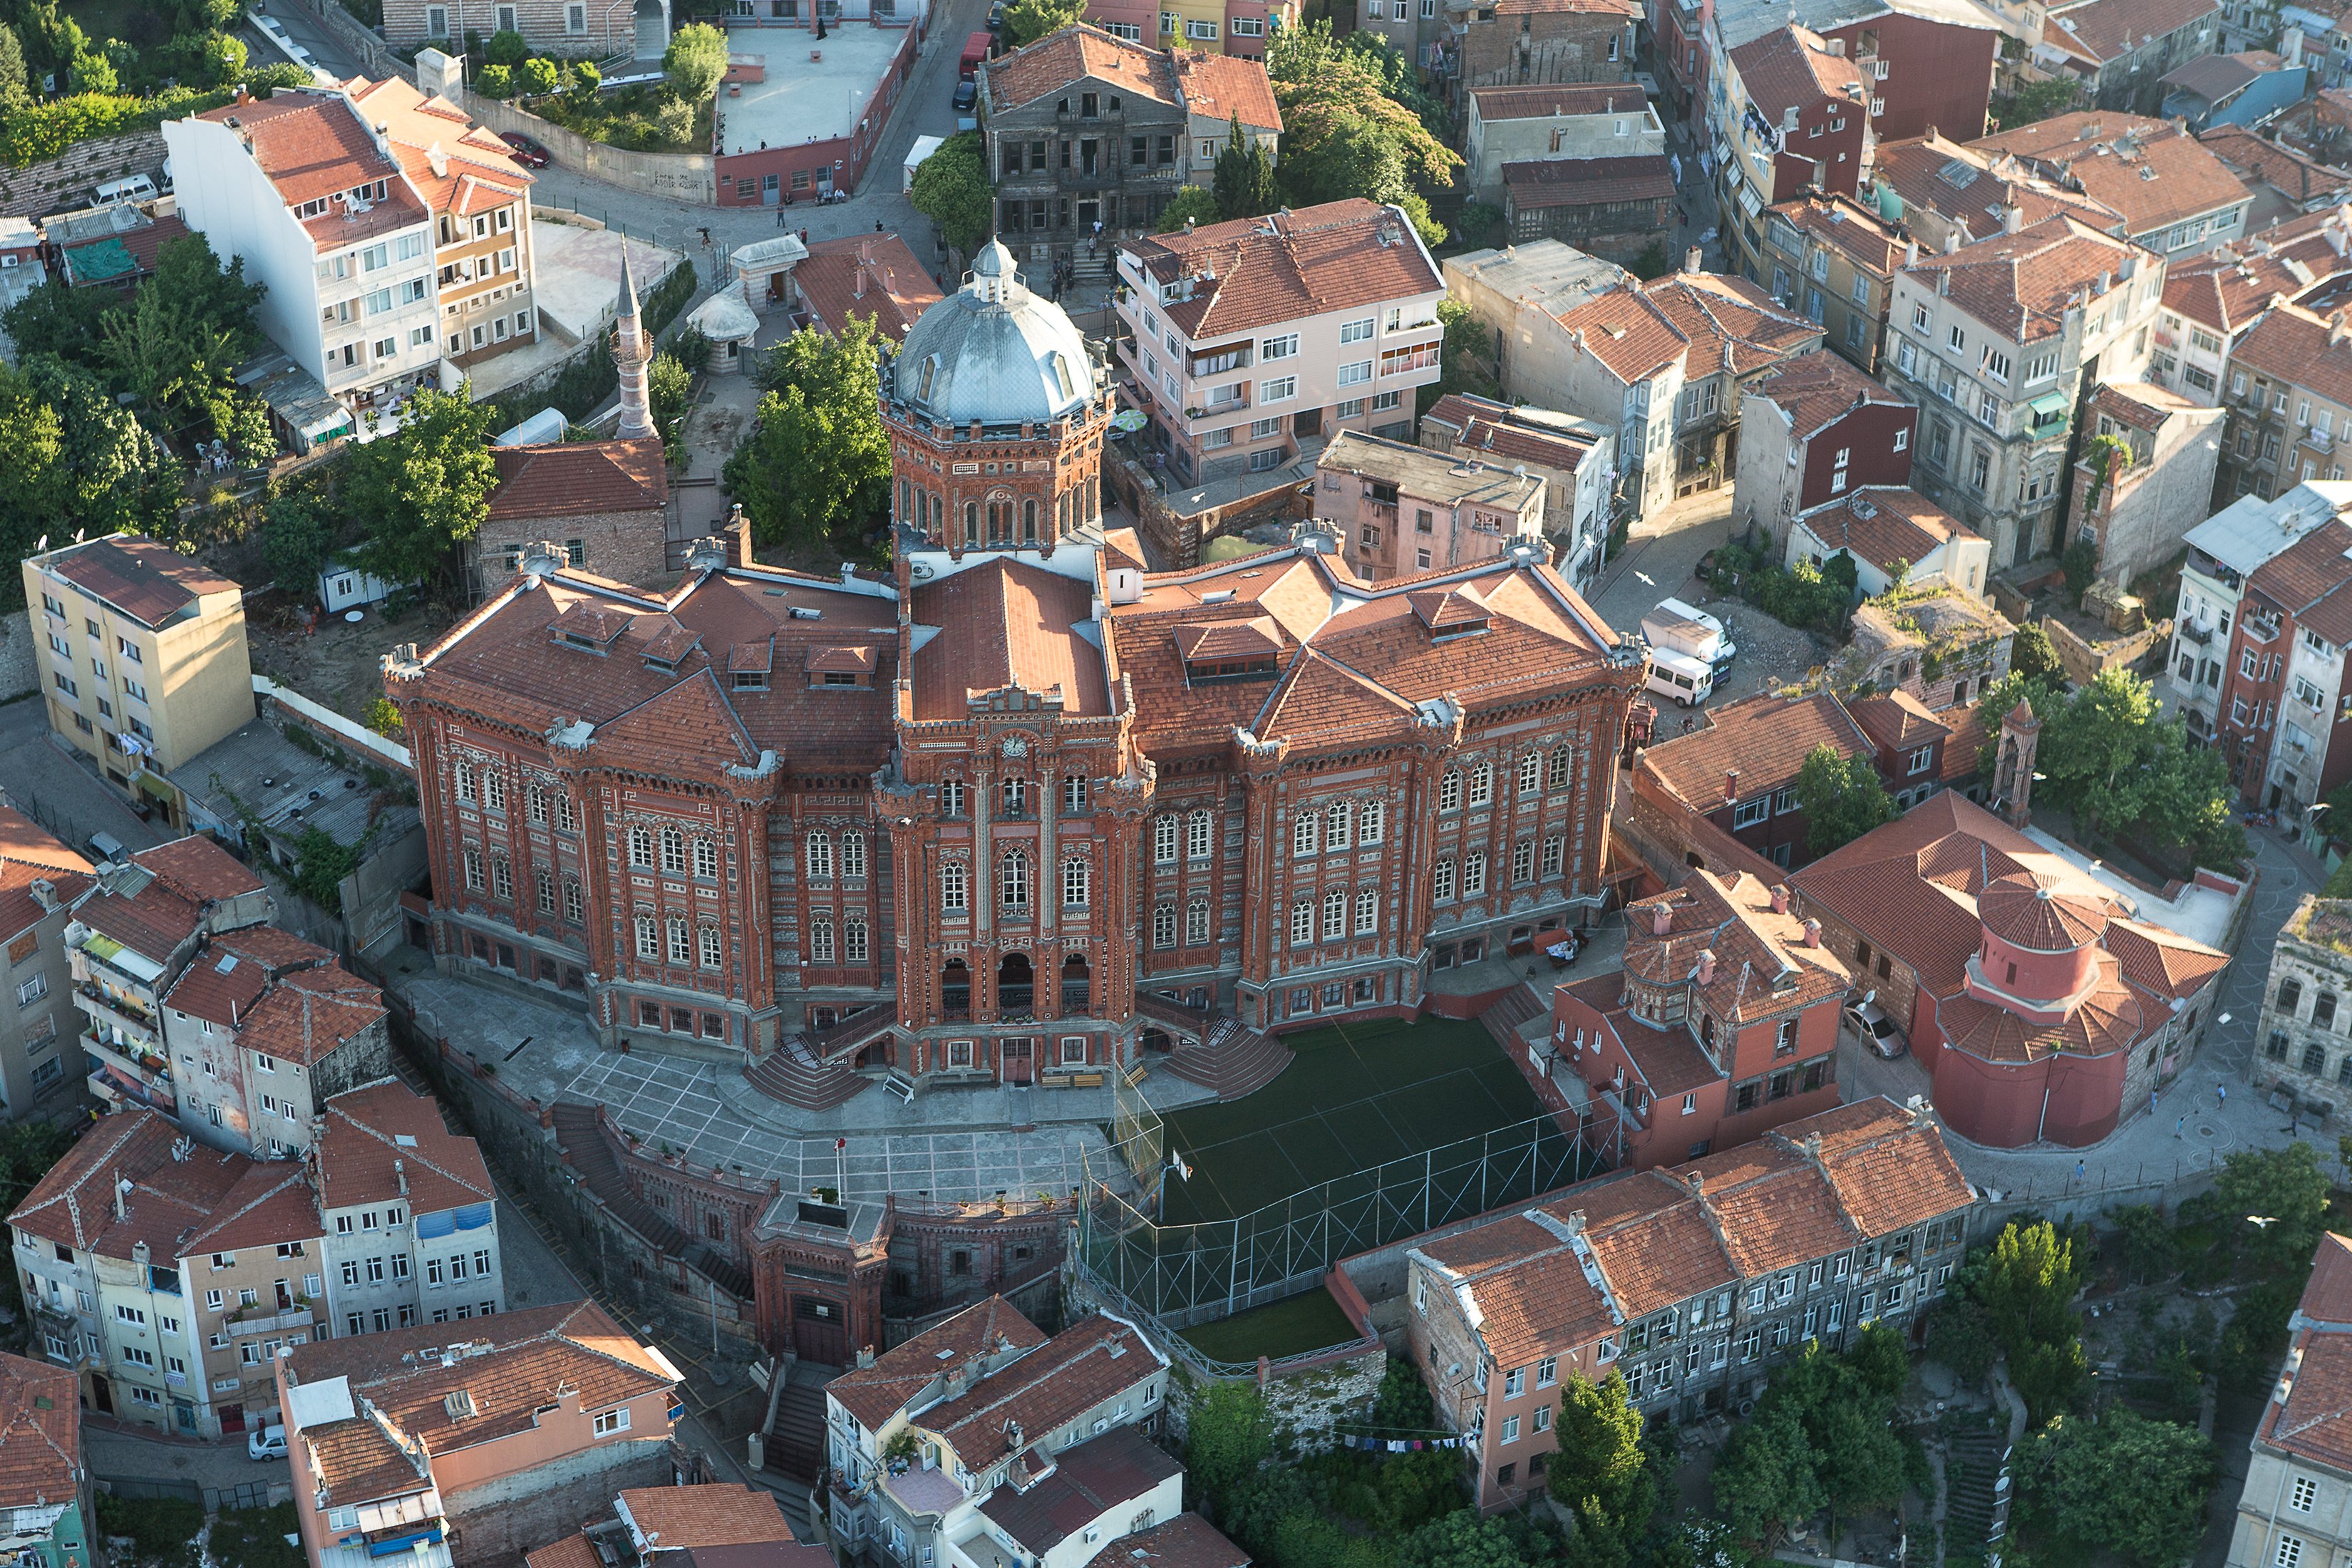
457, 91, 718, 203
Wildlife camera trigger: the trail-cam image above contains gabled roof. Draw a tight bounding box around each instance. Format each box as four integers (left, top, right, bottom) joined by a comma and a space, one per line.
1728, 25, 1867, 120
1897, 214, 2148, 343
1502, 155, 1676, 210
1113, 1514, 1251, 1568
31, 534, 239, 629
911, 1313, 1165, 1473
1642, 270, 1821, 379
0, 1353, 78, 1510
488, 438, 668, 522
1170, 49, 1282, 133
2040, 0, 2219, 65
909, 557, 1112, 721
1421, 393, 1604, 471
191, 87, 431, 249
1552, 284, 1689, 383
1641, 691, 1877, 812
794, 232, 945, 343
6, 1108, 259, 1262
1971, 113, 2250, 237
0, 806, 90, 942
344, 74, 532, 220
617, 1485, 794, 1550
976, 1425, 1180, 1555
317, 1079, 493, 1215
2159, 204, 2352, 334
1869, 133, 2127, 243
1764, 193, 1908, 277
2161, 50, 2282, 103
1119, 200, 1441, 341
1472, 83, 1653, 120
2244, 515, 2352, 647
2200, 125, 2352, 212
1795, 485, 1977, 577
1745, 349, 1909, 440
1621, 867, 1852, 1026
2232, 300, 2352, 425
825, 1296, 1050, 1431
982, 25, 1178, 113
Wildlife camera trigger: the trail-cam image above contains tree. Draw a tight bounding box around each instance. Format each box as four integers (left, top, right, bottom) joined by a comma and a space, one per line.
1398, 1512, 1550, 1568
1954, 1220, 2088, 1425
1995, 75, 2082, 129
1549, 1370, 1652, 1532
648, 350, 693, 443
1265, 20, 1461, 212
2010, 619, 2063, 681
485, 26, 528, 64
475, 63, 513, 98
1157, 185, 1220, 232
1214, 113, 1279, 220
663, 21, 728, 103
1423, 297, 1500, 411
2214, 1141, 2331, 1269
519, 55, 560, 96
1847, 1322, 1909, 1402
341, 386, 499, 588
1713, 1401, 1825, 1544
909, 130, 994, 254
4, 356, 180, 561
2105, 1203, 2180, 1284
0, 1119, 75, 1339
723, 314, 892, 555
1795, 743, 1897, 855
0, 24, 30, 113
260, 495, 337, 597
286, 826, 359, 913
364, 698, 404, 738
569, 57, 601, 101
2039, 665, 2155, 837
1183, 1381, 1272, 1507
2016, 1410, 2214, 1568
1004, 0, 1084, 43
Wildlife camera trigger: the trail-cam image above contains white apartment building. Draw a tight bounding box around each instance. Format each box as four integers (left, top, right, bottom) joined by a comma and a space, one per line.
2167, 483, 2352, 738
315, 1080, 505, 1337
1114, 199, 1445, 495
1881, 215, 2164, 569
2147, 207, 2352, 403
163, 86, 445, 421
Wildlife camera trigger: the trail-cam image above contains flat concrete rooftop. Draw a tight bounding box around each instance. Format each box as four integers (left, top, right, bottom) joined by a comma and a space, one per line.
719, 24, 903, 154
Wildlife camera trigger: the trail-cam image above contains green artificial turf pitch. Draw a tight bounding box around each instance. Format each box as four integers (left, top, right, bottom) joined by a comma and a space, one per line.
1155, 1015, 1550, 1225
1177, 1284, 1363, 1363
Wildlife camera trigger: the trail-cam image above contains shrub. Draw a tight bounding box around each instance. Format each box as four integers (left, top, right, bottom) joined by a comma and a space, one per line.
475, 63, 513, 98
654, 91, 695, 144
485, 26, 528, 64
518, 56, 560, 96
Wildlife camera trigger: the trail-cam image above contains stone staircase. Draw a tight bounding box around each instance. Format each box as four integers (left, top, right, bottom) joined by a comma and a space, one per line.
1161, 1025, 1294, 1099
1069, 247, 1115, 287
1942, 1430, 2010, 1552
746, 1036, 868, 1111
549, 1102, 752, 1299
764, 1371, 831, 1483
1480, 982, 1547, 1051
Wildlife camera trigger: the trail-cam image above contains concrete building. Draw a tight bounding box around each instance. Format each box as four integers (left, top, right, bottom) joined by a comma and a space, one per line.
1758, 192, 1909, 373
2065, 381, 2226, 587
1881, 215, 2165, 568
2035, 0, 2223, 113
1115, 200, 1444, 492
165, 87, 444, 422
1734, 348, 1918, 537
2208, 510, 2352, 810
2162, 482, 2352, 742
529, 1485, 833, 1568
316, 1079, 504, 1336
2218, 299, 2352, 503
381, 0, 669, 59
1787, 485, 1990, 596
1703, 0, 2011, 148
2253, 896, 2352, 1117
1311, 429, 1548, 580
1420, 392, 1616, 588
2223, 1231, 2352, 1568
1405, 1097, 1975, 1512
24, 535, 254, 820
1086, 0, 1295, 53
2200, 125, 2352, 230
2150, 205, 2352, 404
1464, 84, 1666, 204
0, 1354, 88, 1568
0, 810, 93, 1123
277, 1302, 685, 1568
1971, 114, 2254, 259
2162, 48, 2309, 128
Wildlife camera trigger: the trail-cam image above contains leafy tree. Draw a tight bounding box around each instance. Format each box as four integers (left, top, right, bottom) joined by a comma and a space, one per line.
3, 356, 179, 564
649, 350, 693, 441
654, 92, 696, 144
1422, 296, 1500, 411
1549, 1369, 1651, 1539
261, 495, 337, 597
67, 46, 115, 94
1455, 200, 1505, 249
475, 63, 513, 98
96, 233, 268, 429
663, 21, 728, 103
2214, 1141, 2331, 1269
0, 1118, 75, 1339
724, 314, 892, 554
1713, 1401, 1825, 1544
1214, 113, 1279, 220
1630, 240, 1673, 279
1398, 1512, 1550, 1568
1157, 185, 1220, 232
1995, 75, 2082, 129
1005, 0, 1085, 43
569, 57, 601, 101
1183, 1381, 1272, 1506
484, 26, 528, 65
0, 24, 30, 113
341, 386, 499, 588
1651, 1512, 1756, 1568
364, 698, 404, 738
1847, 1322, 1909, 1401
1795, 743, 1897, 855
2105, 1203, 2180, 1284
286, 826, 359, 913
519, 55, 560, 96
1952, 1221, 2087, 1425
2016, 1410, 2214, 1568
1265, 20, 1461, 215
909, 130, 994, 254
2010, 619, 2063, 680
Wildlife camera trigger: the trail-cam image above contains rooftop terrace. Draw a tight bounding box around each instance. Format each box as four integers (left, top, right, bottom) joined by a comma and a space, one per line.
718, 24, 906, 155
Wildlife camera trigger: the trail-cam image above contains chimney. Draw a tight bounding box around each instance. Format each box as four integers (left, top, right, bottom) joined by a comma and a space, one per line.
2285, 26, 2306, 65
1942, 231, 1962, 254
1559, 1209, 1587, 1235
427, 141, 448, 179
2333, 309, 2350, 348
1770, 884, 1790, 914
111, 1174, 126, 1222
1803, 917, 1822, 947
1683, 1170, 1704, 1195
1723, 768, 1740, 805
394, 1159, 409, 1197
1684, 245, 1702, 274
1649, 902, 1672, 937
1904, 237, 1919, 267
2002, 202, 2023, 234
1803, 1132, 1822, 1159
855, 264, 867, 300
1696, 948, 1717, 984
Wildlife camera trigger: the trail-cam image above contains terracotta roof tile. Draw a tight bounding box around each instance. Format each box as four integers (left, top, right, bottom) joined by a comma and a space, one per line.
1869, 134, 2126, 242
2234, 306, 2352, 446
1979, 866, 2110, 949
976, 1425, 1180, 1555
318, 1080, 492, 1214
1111, 1513, 1250, 1568
237, 960, 387, 1067
1795, 486, 1976, 577
2039, 0, 2220, 64
1745, 349, 1907, 439
1642, 691, 1875, 812
1973, 113, 2249, 237
192, 88, 431, 249
1622, 867, 1852, 1026
1728, 25, 1867, 119
1120, 200, 1442, 341
1765, 194, 1907, 276
1847, 688, 1949, 751
164, 927, 336, 1028
827, 1296, 1050, 1431
1171, 50, 1281, 133
619, 1485, 793, 1549
525, 1535, 603, 1568
6, 1108, 257, 1262
0, 1353, 79, 1508
983, 26, 1178, 113
133, 835, 267, 904
183, 1164, 319, 1256
1642, 271, 1820, 378
1562, 1175, 1738, 1316
0, 807, 90, 942
1472, 83, 1651, 120
1418, 1217, 1617, 1368
914, 1314, 1166, 1473
910, 557, 1111, 721
2201, 124, 2352, 209
1898, 214, 2148, 342
795, 233, 944, 342
488, 438, 668, 522
1552, 285, 1688, 383
2159, 205, 2352, 333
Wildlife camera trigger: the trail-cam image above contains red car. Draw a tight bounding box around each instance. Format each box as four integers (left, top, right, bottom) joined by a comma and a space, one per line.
500, 131, 550, 168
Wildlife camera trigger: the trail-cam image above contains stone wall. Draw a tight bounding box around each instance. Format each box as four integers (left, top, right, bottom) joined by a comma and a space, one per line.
0, 130, 167, 220
445, 1438, 678, 1566
0, 613, 38, 702
1159, 1346, 1388, 1455
470, 505, 672, 600
454, 91, 718, 205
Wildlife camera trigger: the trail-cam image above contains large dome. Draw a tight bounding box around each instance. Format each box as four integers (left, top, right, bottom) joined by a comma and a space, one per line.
897, 240, 1096, 427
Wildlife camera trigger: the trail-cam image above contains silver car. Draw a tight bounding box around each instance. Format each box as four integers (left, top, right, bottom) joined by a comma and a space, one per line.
1843, 1000, 1906, 1058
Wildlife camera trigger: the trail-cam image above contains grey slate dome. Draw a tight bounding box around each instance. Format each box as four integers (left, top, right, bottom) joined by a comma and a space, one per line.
897, 239, 1095, 426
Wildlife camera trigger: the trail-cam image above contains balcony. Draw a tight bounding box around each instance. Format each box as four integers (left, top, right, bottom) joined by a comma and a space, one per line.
1189, 390, 1250, 421
227, 1306, 314, 1338
83, 1030, 170, 1091
88, 1066, 174, 1117
76, 984, 158, 1043
2306, 427, 2336, 454
2178, 619, 2214, 645
2245, 614, 2283, 645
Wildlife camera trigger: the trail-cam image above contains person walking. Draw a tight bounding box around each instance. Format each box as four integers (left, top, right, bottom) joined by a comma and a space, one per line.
2217, 1081, 2228, 1110
2175, 1114, 2185, 1138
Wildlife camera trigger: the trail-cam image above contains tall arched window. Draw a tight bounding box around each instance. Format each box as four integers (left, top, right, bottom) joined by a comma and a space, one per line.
1063, 774, 1089, 813
1518, 753, 1540, 793
1187, 809, 1212, 859
659, 825, 685, 875
462, 845, 483, 891
845, 915, 870, 963
483, 770, 507, 813
535, 866, 555, 914
1548, 744, 1573, 790
1153, 904, 1177, 949
1001, 850, 1030, 912
563, 876, 584, 924
1439, 771, 1461, 813
1001, 775, 1028, 816
1469, 763, 1493, 807
1023, 499, 1038, 542
806, 832, 834, 880
1062, 856, 1090, 907
1326, 800, 1352, 850
1155, 817, 1180, 865
490, 855, 511, 900
635, 913, 658, 958
963, 501, 979, 545
1433, 858, 1456, 900
1290, 899, 1314, 946
842, 831, 868, 880
666, 917, 691, 964
1323, 888, 1346, 939
1464, 852, 1487, 894
1186, 898, 1210, 946
942, 860, 969, 912
810, 917, 835, 963
693, 838, 718, 879
526, 784, 548, 824
455, 760, 476, 804
698, 925, 723, 969
1293, 812, 1319, 857
1360, 801, 1386, 845
1356, 889, 1378, 934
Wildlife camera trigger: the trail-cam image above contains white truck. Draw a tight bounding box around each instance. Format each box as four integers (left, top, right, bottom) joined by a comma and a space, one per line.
1641, 597, 1738, 679
904, 135, 946, 194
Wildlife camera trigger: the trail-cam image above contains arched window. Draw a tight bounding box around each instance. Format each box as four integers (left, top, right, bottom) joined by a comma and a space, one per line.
1001, 775, 1028, 816
941, 778, 966, 817
1518, 753, 1540, 793
1155, 817, 1180, 865
462, 845, 483, 892
1548, 744, 1572, 791
2282, 979, 2306, 1014
2306, 1041, 2328, 1075
1001, 850, 1031, 912
698, 925, 723, 969
1323, 888, 1346, 939
1063, 856, 1090, 907
666, 917, 691, 964
1291, 899, 1314, 946
535, 866, 555, 914
1326, 800, 1352, 850
963, 501, 979, 545
526, 784, 548, 825
490, 855, 512, 900
1468, 763, 1492, 807
810, 917, 835, 964
806, 832, 834, 880
1187, 810, 1212, 859
842, 831, 868, 880
1464, 852, 1487, 894
455, 760, 476, 804
555, 792, 575, 832
1023, 498, 1038, 542
1356, 889, 1378, 934
1293, 812, 1319, 857
1433, 858, 1456, 901
635, 913, 658, 958
563, 876, 584, 924
845, 914, 869, 963
2321, 991, 2342, 1031
942, 860, 969, 912
483, 770, 506, 813
659, 825, 685, 875
1359, 801, 1385, 845
693, 838, 718, 879
1439, 771, 1461, 813
1153, 904, 1177, 949
1186, 898, 1210, 946
1063, 774, 1089, 813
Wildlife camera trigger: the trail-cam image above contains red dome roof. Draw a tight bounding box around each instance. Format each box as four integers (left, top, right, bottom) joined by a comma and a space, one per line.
1977, 869, 2109, 951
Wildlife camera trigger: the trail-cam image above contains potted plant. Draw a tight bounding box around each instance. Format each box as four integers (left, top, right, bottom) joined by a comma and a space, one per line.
882, 1430, 919, 1474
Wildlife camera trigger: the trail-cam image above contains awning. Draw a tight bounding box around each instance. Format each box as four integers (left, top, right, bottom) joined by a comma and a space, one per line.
2026, 391, 2070, 425
135, 773, 177, 803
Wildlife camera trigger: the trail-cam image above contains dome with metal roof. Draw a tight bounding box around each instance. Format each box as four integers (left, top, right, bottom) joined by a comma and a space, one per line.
895, 239, 1095, 427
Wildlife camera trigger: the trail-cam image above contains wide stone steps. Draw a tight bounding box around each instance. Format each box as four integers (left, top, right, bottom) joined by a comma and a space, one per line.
765, 1378, 830, 1482
1161, 1026, 1294, 1099
1480, 982, 1546, 1050
746, 1038, 868, 1111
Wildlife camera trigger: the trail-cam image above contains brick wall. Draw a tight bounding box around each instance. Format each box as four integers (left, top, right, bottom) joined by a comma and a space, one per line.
473, 505, 671, 599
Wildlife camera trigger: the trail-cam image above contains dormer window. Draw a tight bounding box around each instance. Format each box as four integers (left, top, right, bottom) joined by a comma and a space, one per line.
918, 355, 940, 402
1051, 354, 1076, 399
734, 672, 766, 690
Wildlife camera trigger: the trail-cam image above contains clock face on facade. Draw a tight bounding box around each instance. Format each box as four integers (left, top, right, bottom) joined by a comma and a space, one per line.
1001, 736, 1029, 758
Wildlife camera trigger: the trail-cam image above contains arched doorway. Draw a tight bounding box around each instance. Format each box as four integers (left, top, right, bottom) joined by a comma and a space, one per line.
942, 959, 970, 1018
631, 0, 668, 58
997, 952, 1033, 1011
1061, 954, 1090, 1013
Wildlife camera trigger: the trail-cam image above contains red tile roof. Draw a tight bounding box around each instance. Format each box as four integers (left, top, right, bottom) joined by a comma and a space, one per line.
192, 88, 431, 249
1641, 690, 1876, 813
317, 1079, 492, 1215
1552, 284, 1688, 383
2038, 0, 2220, 65
1472, 83, 1651, 120
1113, 1513, 1250, 1568
183, 1163, 319, 1256
525, 1536, 602, 1568
2232, 305, 2352, 443
1120, 200, 1442, 341
826, 1296, 1050, 1431
1622, 866, 1852, 1026
1978, 866, 2110, 949
909, 557, 1112, 721
0, 1353, 79, 1508
1794, 486, 1977, 577
1421, 393, 1604, 471
1727, 25, 1867, 119
1642, 270, 1821, 378
1897, 215, 2149, 343
163, 926, 339, 1028
2200, 124, 2352, 210
1869, 134, 2126, 242
795, 233, 944, 343
1972, 113, 2250, 237
1417, 1212, 1617, 1368
346, 75, 532, 220
0, 806, 89, 942
488, 438, 668, 522
2157, 206, 2352, 333
1765, 194, 1908, 277
33, 535, 239, 628
976, 1425, 1180, 1554
1502, 155, 1677, 210
1745, 349, 1907, 440
238, 960, 388, 1067
7, 1108, 259, 1262
1171, 50, 1282, 133
619, 1485, 794, 1549
913, 1313, 1165, 1473
1847, 688, 1947, 751
983, 26, 1177, 113
134, 835, 266, 904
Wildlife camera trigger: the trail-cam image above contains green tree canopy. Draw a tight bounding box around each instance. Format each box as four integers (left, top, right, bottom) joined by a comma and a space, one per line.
341, 386, 499, 588
1951, 1219, 2088, 1424
2010, 619, 2063, 679
662, 21, 728, 103
485, 26, 528, 64
1264, 20, 1462, 217
475, 63, 513, 98
1214, 112, 1279, 220
1794, 743, 1897, 855
2016, 1409, 2215, 1568
1004, 0, 1085, 43
1183, 1381, 1272, 1506
1712, 1339, 1912, 1546
2213, 1141, 2332, 1269
518, 56, 560, 96
909, 130, 994, 254
260, 495, 338, 597
722, 313, 892, 555
1157, 185, 1220, 232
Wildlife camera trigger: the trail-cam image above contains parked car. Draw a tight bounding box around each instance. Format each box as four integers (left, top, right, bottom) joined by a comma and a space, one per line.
1843, 999, 1907, 1058
952, 79, 977, 113
84, 830, 126, 864
500, 131, 550, 168
986, 2, 1006, 31
248, 1424, 287, 1461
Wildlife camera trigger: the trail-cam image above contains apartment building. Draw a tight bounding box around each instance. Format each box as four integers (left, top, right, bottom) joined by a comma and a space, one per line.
1419, 392, 1616, 588
2065, 380, 2225, 587
1113, 199, 1444, 492
2252, 895, 2352, 1120
2209, 510, 2352, 811
2218, 301, 2352, 503
2224, 1230, 2352, 1568
1788, 485, 1989, 596
346, 74, 540, 373
1464, 84, 1666, 203
1431, 0, 1641, 120
22, 535, 254, 816
1971, 114, 2252, 260
68, 840, 274, 1120
823, 1303, 1168, 1567
2200, 123, 2352, 230
316, 1079, 503, 1337
0, 1354, 88, 1568
0, 810, 93, 1123
1734, 347, 1917, 534
1502, 155, 1679, 259
1646, 267, 1825, 500
8, 1108, 324, 1439
1172, 50, 1284, 163
1085, 0, 1293, 53
1864, 132, 2127, 255
2153, 206, 2352, 405
1758, 192, 1908, 372
381, 0, 671, 58
1881, 215, 2164, 568
532, 1486, 835, 1568
1711, 25, 1875, 282
1406, 1097, 1975, 1512
1705, 0, 2008, 149
1313, 430, 1547, 580
160, 927, 391, 1160
2033, 0, 2222, 113
278, 1303, 684, 1568
2162, 482, 2352, 741
165, 86, 443, 418
1555, 868, 1850, 1167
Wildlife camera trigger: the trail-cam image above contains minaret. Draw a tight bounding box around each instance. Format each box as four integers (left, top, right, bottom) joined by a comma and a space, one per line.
614, 246, 654, 440
1996, 698, 2041, 829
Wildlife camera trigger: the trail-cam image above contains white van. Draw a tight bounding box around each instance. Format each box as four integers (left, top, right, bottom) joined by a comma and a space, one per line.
1644, 645, 1713, 706
91, 174, 157, 207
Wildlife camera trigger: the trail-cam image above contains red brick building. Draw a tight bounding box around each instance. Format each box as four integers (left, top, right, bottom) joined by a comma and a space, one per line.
386, 244, 1645, 1078
1733, 348, 1917, 535
1553, 867, 1848, 1167
1629, 691, 1878, 872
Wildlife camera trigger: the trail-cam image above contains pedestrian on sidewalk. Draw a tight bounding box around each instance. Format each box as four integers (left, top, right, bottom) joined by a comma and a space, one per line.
2218, 1081, 2228, 1110
2176, 1114, 2185, 1138
777, 207, 788, 229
